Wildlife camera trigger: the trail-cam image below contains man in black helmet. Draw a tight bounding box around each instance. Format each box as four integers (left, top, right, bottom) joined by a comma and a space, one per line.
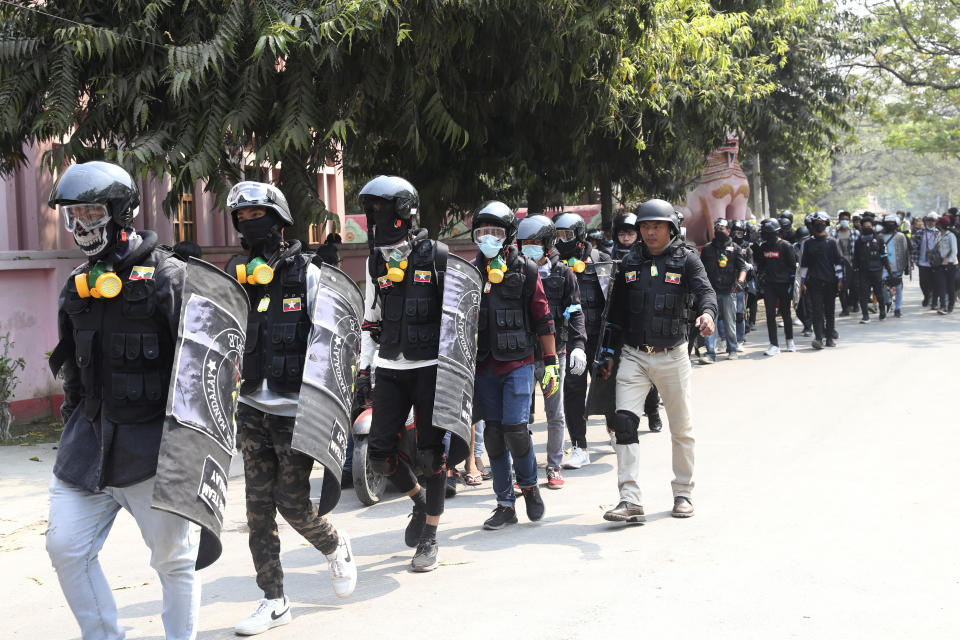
854, 213, 888, 323
46, 161, 199, 639
356, 175, 457, 571
915, 212, 940, 308
699, 218, 747, 363
799, 211, 843, 349
517, 215, 586, 489
229, 181, 357, 634
599, 199, 716, 523
829, 210, 860, 315
730, 219, 754, 340
756, 217, 797, 356
472, 201, 557, 530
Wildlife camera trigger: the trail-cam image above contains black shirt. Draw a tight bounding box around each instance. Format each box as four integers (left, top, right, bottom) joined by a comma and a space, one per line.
700, 237, 746, 292
756, 239, 796, 284
800, 235, 843, 283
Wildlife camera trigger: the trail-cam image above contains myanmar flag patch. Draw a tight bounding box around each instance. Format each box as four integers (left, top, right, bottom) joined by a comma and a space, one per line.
283, 297, 302, 312
414, 270, 431, 283
129, 266, 155, 280
665, 272, 681, 285
378, 275, 392, 290
625, 271, 637, 283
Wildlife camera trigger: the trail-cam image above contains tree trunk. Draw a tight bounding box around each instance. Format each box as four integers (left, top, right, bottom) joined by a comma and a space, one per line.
599, 174, 614, 229
526, 182, 547, 214
277, 148, 328, 249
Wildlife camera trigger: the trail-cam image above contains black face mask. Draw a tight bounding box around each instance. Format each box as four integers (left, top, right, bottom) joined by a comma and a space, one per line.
811, 222, 827, 234
862, 225, 874, 235
370, 202, 410, 247
239, 215, 283, 253
883, 223, 897, 233
714, 230, 729, 243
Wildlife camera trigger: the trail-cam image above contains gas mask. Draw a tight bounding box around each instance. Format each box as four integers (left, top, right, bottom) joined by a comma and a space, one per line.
379, 241, 413, 282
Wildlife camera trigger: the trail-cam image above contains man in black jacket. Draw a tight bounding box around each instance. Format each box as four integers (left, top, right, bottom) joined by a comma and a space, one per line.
755, 218, 797, 356
800, 211, 844, 349
599, 200, 717, 523
699, 218, 746, 363
854, 214, 888, 323
46, 162, 199, 640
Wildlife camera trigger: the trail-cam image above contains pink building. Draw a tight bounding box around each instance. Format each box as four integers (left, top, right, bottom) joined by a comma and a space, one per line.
0, 143, 345, 422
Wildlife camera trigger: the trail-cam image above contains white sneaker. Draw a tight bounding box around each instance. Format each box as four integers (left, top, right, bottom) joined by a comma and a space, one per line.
764, 344, 780, 356
562, 446, 590, 469
792, 317, 803, 327
235, 596, 291, 636
785, 339, 796, 352
324, 532, 357, 598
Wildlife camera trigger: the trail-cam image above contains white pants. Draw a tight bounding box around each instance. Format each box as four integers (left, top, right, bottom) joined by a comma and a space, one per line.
46, 475, 200, 640
614, 344, 696, 505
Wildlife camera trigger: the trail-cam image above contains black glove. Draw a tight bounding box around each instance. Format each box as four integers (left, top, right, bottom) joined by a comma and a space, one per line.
361, 320, 382, 344
354, 367, 372, 407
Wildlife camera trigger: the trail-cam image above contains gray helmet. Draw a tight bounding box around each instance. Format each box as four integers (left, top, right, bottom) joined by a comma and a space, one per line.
358, 175, 419, 220
883, 213, 899, 224
472, 201, 518, 246
808, 210, 831, 224
517, 214, 557, 250
227, 181, 293, 229
553, 212, 587, 255
49, 161, 140, 227
635, 199, 680, 235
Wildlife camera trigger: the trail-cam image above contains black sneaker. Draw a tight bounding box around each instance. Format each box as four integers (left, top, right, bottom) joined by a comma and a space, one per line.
445, 469, 458, 498
647, 411, 662, 432
811, 339, 823, 350
411, 538, 439, 572
826, 338, 837, 347
894, 309, 902, 318
405, 503, 427, 548
521, 485, 545, 521
483, 505, 518, 530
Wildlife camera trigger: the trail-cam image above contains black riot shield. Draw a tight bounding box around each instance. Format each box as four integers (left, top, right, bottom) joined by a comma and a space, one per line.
153, 257, 249, 570
432, 254, 482, 447
586, 261, 619, 417
293, 263, 363, 516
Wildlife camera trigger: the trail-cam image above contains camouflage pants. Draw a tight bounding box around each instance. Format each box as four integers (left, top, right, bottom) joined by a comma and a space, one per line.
237, 404, 339, 600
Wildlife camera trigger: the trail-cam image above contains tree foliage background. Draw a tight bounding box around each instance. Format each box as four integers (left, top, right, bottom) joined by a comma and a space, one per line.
1, 0, 861, 242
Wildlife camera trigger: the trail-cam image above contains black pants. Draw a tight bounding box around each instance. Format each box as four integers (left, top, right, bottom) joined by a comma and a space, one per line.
918, 265, 934, 305
859, 270, 886, 319
746, 291, 758, 327
795, 292, 811, 330
934, 264, 957, 311
369, 365, 446, 516
839, 261, 857, 312
763, 282, 793, 346
806, 279, 837, 341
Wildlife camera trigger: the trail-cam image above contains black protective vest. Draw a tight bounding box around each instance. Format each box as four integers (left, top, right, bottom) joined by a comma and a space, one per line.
375, 237, 444, 361
702, 239, 740, 290
861, 234, 884, 271
62, 248, 176, 424
621, 243, 695, 349
477, 249, 537, 361
240, 250, 312, 395
576, 248, 607, 339
542, 253, 571, 347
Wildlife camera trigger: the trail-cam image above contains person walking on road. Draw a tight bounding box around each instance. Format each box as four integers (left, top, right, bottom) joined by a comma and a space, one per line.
915, 212, 940, 309
699, 218, 746, 363
598, 199, 716, 523
800, 211, 843, 350
879, 213, 911, 318
755, 218, 797, 356
854, 214, 888, 324
932, 215, 958, 314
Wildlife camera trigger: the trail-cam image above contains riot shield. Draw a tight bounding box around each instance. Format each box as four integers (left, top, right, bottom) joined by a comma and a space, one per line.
586, 261, 618, 417
432, 254, 482, 447
293, 263, 364, 516
153, 257, 249, 570
792, 243, 805, 306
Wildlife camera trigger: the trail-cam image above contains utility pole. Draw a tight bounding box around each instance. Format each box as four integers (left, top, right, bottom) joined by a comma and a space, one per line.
753, 153, 763, 219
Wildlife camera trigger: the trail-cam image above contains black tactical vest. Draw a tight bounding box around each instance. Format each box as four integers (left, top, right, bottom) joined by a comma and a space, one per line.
621, 242, 695, 349
240, 249, 312, 395
542, 253, 571, 347
577, 247, 607, 339
862, 234, 884, 271
375, 236, 444, 361
61, 247, 177, 424
477, 249, 537, 361
703, 239, 739, 290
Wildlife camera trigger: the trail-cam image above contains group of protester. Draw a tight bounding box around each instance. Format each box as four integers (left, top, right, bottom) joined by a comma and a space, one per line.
41, 161, 949, 640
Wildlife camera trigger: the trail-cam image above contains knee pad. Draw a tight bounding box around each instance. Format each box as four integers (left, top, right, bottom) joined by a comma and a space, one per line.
417, 447, 446, 478
369, 453, 395, 476
612, 410, 640, 445
502, 423, 531, 458
483, 421, 506, 460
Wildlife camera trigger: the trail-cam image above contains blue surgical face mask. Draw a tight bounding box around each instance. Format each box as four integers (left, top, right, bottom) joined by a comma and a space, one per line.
839, 220, 850, 229
477, 235, 504, 259
521, 244, 544, 261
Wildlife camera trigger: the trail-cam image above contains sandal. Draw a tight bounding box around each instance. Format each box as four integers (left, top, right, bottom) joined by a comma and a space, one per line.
464, 472, 483, 486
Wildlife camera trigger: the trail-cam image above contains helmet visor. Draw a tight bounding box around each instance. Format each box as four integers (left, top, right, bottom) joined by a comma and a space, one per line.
61, 203, 110, 232
472, 226, 506, 243
557, 229, 577, 242
227, 183, 274, 211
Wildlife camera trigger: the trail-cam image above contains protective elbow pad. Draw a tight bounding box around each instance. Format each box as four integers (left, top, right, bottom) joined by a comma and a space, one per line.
612, 410, 640, 445
483, 421, 506, 460
502, 423, 532, 458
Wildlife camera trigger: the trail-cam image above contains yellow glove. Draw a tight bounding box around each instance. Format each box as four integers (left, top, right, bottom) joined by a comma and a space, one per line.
540, 354, 560, 398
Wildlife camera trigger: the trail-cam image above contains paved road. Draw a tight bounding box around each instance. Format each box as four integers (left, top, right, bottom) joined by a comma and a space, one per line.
2, 281, 958, 639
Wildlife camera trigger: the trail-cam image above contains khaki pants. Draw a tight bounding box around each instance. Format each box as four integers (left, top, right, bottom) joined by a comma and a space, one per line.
614, 344, 695, 505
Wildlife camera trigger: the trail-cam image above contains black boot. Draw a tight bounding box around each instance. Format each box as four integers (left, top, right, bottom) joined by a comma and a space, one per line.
647, 411, 662, 432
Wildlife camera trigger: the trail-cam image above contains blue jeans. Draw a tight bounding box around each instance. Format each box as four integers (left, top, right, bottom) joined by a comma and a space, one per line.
534, 352, 566, 468
706, 292, 738, 354
46, 475, 200, 640
882, 268, 903, 311
474, 363, 537, 507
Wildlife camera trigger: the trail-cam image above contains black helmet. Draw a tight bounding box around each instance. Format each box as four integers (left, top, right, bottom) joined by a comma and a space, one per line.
713, 218, 730, 230
613, 211, 637, 235
586, 228, 606, 244
553, 212, 587, 256
227, 181, 293, 229
809, 210, 830, 224
778, 217, 792, 232
517, 214, 557, 250
731, 219, 746, 234
472, 201, 518, 246
780, 210, 794, 224
760, 218, 780, 237
635, 199, 680, 235
358, 175, 419, 220
795, 225, 811, 241
49, 161, 140, 228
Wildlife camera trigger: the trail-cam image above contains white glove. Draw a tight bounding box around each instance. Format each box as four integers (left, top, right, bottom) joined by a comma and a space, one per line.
568, 348, 588, 375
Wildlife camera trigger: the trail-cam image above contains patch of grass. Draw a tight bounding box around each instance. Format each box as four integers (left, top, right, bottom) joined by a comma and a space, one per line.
1, 417, 63, 446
